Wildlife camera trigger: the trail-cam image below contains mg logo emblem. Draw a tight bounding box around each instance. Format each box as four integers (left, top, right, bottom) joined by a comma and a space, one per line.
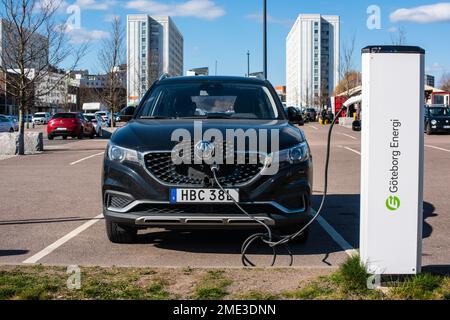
386, 196, 401, 211
194, 140, 215, 162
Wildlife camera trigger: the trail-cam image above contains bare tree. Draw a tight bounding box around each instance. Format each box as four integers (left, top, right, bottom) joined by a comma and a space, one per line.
440, 72, 450, 92
339, 34, 357, 100
0, 0, 87, 154
390, 27, 407, 46
97, 16, 126, 128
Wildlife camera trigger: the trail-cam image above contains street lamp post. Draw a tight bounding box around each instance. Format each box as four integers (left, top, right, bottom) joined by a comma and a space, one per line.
247, 50, 250, 77
263, 0, 267, 79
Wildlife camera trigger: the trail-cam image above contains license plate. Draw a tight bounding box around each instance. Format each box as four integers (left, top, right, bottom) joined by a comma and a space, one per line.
56, 127, 67, 131
170, 188, 239, 203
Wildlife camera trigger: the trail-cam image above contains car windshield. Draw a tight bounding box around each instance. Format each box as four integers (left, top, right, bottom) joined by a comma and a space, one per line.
34, 113, 46, 117
52, 113, 76, 119
137, 82, 281, 120
84, 115, 96, 121
429, 108, 450, 116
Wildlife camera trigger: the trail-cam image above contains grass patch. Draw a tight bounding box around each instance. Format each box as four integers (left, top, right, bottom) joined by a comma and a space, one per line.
192, 270, 232, 300
333, 255, 370, 293
389, 273, 445, 300
283, 279, 337, 300
0, 263, 448, 300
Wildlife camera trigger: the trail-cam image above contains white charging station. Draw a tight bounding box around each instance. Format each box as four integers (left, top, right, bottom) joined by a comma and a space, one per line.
360, 46, 425, 275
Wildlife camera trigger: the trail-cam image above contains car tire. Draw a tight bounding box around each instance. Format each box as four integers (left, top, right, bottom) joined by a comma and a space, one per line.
63, 136, 67, 140
9, 128, 14, 133
277, 225, 309, 244
48, 135, 54, 140
78, 128, 84, 140
90, 131, 95, 139
426, 123, 433, 135
105, 220, 138, 244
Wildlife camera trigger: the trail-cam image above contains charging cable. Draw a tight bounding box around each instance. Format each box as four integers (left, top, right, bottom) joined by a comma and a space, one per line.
211, 106, 347, 267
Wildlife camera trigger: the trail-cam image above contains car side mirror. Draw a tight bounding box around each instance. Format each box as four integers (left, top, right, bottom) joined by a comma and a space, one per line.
121, 107, 135, 122
287, 107, 303, 124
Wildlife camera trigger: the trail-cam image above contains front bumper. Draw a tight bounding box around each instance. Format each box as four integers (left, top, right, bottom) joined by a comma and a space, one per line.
429, 125, 450, 133
102, 156, 313, 230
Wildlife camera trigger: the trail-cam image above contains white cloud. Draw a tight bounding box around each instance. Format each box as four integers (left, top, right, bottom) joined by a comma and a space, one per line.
75, 0, 117, 11
390, 2, 450, 23
245, 12, 293, 26
388, 26, 398, 33
66, 27, 109, 44
426, 62, 447, 73
126, 0, 225, 20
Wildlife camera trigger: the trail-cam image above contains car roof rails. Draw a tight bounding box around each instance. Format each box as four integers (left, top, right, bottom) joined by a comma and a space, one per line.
158, 73, 171, 81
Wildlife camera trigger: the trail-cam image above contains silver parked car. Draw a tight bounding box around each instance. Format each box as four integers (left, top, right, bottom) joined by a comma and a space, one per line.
6, 116, 19, 131
0, 114, 15, 132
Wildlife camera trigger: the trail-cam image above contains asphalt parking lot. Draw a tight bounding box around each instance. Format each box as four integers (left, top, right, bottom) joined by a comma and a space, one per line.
0, 124, 449, 270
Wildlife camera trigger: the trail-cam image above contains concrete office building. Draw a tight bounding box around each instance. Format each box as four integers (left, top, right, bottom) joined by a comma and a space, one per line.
127, 15, 183, 105
286, 14, 340, 107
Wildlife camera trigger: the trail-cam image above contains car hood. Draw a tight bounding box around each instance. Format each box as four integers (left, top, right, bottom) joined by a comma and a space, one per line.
111, 119, 305, 152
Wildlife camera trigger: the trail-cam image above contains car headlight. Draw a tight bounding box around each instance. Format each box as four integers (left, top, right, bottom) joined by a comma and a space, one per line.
431, 120, 437, 125
269, 142, 309, 165
288, 142, 310, 163
107, 143, 139, 163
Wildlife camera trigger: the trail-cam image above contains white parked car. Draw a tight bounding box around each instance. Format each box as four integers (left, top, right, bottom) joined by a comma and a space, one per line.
94, 111, 111, 125
32, 112, 51, 125
83, 113, 105, 137
0, 114, 15, 132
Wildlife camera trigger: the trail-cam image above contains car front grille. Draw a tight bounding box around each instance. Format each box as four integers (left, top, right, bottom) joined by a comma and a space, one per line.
143, 142, 265, 187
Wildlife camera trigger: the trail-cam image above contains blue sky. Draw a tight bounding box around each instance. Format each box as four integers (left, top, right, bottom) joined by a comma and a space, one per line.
60, 0, 450, 86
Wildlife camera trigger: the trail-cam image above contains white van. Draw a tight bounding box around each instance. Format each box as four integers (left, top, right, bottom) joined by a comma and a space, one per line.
32, 112, 51, 125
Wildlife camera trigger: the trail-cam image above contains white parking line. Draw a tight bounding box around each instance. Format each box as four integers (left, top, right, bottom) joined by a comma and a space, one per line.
343, 146, 361, 155
339, 133, 358, 140
70, 152, 104, 166
310, 125, 318, 130
315, 214, 357, 257
425, 145, 450, 153
22, 214, 103, 264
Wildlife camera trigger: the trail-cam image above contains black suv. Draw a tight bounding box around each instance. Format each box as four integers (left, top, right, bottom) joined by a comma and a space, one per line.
102, 76, 313, 243
424, 106, 450, 135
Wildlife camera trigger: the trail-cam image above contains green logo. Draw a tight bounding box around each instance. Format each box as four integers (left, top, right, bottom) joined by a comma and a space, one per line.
386, 196, 401, 211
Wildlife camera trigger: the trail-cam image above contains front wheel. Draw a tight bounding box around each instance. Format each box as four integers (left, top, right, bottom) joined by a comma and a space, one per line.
105, 220, 138, 243
48, 135, 54, 140
78, 128, 84, 140
426, 123, 433, 135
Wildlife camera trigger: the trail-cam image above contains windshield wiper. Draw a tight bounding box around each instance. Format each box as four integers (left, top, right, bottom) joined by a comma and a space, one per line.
178, 114, 232, 119
140, 116, 174, 119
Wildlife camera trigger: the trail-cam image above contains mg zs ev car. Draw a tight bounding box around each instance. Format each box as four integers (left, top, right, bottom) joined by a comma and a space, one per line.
102, 76, 313, 243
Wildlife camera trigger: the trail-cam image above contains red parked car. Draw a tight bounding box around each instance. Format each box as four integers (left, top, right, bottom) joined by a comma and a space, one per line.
47, 112, 95, 140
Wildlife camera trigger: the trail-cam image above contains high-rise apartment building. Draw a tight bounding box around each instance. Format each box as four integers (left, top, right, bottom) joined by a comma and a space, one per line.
286, 14, 340, 107
127, 15, 183, 105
